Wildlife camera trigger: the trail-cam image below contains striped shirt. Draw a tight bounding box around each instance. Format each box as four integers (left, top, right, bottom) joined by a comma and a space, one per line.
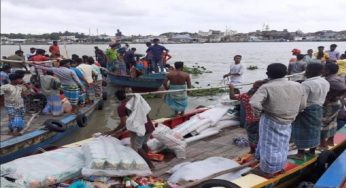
35, 65, 82, 86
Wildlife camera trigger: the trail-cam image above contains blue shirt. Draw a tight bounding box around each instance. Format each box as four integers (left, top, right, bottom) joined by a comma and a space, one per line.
0, 71, 10, 85
146, 44, 168, 61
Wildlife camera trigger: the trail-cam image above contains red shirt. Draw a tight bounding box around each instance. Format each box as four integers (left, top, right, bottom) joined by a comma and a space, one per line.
235, 93, 259, 124
30, 55, 49, 62
117, 101, 154, 134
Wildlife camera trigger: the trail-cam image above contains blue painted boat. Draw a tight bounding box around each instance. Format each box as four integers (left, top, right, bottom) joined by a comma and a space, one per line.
107, 72, 166, 92
315, 149, 346, 188
0, 99, 102, 164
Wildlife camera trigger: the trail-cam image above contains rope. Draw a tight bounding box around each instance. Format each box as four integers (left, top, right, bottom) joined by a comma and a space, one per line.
126, 72, 305, 96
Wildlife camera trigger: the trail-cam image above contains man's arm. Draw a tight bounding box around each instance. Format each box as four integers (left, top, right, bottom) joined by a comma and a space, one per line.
299, 84, 308, 111
186, 74, 192, 89
34, 64, 54, 71
163, 74, 170, 90
249, 86, 268, 117
228, 84, 239, 100
71, 72, 85, 91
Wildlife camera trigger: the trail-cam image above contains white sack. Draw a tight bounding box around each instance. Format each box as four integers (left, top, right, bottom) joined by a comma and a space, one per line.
1, 147, 85, 188
82, 136, 151, 177
168, 157, 250, 184
152, 124, 187, 159
215, 120, 240, 130
185, 128, 220, 143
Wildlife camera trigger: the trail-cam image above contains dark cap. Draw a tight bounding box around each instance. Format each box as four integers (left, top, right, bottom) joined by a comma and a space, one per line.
318, 46, 324, 48
15, 50, 24, 54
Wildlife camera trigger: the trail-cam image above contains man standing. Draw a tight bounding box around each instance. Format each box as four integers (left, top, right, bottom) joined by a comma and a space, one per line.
124, 48, 137, 72
146, 39, 169, 73
250, 63, 306, 177
27, 47, 36, 60
35, 59, 85, 113
290, 63, 329, 159
164, 61, 191, 116
106, 90, 155, 170
7, 50, 28, 72
288, 54, 307, 82
0, 64, 11, 85
49, 41, 61, 58
326, 44, 340, 62
105, 43, 119, 72
223, 55, 244, 85
94, 46, 107, 68
289, 48, 301, 64
314, 46, 329, 64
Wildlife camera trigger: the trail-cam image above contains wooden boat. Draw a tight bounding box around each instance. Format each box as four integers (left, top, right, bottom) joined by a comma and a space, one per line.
107, 72, 166, 92
314, 144, 346, 188
3, 106, 346, 188
0, 98, 103, 164
62, 112, 346, 188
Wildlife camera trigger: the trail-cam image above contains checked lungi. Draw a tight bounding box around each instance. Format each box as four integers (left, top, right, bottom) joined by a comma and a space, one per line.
164, 84, 188, 113
256, 115, 291, 174
321, 101, 341, 139
5, 106, 25, 131
292, 104, 322, 149
42, 95, 63, 116
61, 84, 80, 106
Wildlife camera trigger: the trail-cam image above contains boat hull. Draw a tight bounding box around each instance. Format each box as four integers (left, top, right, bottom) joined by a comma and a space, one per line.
107, 73, 165, 92
0, 99, 101, 164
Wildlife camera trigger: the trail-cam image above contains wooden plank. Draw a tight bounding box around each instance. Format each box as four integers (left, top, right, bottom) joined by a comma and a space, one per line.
231, 174, 267, 188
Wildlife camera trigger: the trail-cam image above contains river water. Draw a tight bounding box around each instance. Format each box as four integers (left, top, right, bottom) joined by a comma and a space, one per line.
1, 42, 346, 145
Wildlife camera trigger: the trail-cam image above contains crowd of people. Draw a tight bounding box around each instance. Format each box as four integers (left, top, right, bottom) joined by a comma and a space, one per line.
224, 44, 346, 177
95, 38, 170, 77
0, 42, 105, 135
1, 41, 345, 176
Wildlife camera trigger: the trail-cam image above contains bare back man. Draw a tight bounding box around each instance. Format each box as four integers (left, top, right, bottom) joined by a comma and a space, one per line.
164, 61, 191, 116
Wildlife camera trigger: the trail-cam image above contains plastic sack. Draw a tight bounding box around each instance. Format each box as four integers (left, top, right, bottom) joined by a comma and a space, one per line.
185, 128, 220, 143
168, 157, 251, 184
173, 107, 229, 136
147, 138, 166, 152
81, 136, 151, 177
215, 120, 240, 130
152, 124, 187, 159
0, 147, 85, 188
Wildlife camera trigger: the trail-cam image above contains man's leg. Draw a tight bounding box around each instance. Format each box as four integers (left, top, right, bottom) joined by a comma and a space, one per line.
130, 134, 155, 170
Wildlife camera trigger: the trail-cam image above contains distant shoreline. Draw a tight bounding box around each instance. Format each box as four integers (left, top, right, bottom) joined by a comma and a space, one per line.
1, 40, 345, 46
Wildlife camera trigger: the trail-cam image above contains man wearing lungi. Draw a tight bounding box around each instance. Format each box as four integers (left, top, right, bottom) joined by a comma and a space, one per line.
163, 61, 192, 116
250, 63, 306, 177
290, 63, 330, 159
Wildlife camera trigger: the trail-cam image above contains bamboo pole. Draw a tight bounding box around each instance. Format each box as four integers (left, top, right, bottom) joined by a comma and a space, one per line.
1, 59, 56, 64
126, 72, 305, 96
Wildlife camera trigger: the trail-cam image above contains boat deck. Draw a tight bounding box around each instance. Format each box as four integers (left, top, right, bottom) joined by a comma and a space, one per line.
0, 108, 57, 141
151, 126, 249, 179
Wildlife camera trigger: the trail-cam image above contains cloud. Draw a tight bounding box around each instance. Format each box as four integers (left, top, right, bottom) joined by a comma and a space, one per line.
1, 0, 345, 35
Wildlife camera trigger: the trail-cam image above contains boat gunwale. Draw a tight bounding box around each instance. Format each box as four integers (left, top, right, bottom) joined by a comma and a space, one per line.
0, 100, 100, 149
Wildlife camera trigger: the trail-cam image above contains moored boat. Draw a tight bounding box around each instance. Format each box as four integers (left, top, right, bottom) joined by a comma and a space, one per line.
2, 105, 345, 188
0, 98, 103, 164
107, 72, 166, 92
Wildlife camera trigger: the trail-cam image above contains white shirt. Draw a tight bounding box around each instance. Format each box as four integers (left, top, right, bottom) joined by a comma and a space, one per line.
229, 63, 244, 84
77, 64, 94, 84
302, 76, 330, 107
0, 84, 24, 108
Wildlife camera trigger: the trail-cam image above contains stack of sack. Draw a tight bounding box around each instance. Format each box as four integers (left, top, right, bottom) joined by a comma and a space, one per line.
1, 136, 152, 187
0, 147, 85, 188
148, 106, 240, 158
82, 136, 152, 177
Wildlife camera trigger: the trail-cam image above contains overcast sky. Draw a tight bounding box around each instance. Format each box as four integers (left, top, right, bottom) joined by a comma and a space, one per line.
1, 0, 345, 35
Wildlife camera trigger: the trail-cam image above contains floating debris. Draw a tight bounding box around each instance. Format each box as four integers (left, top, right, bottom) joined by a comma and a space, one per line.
183, 64, 212, 75
247, 65, 258, 70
